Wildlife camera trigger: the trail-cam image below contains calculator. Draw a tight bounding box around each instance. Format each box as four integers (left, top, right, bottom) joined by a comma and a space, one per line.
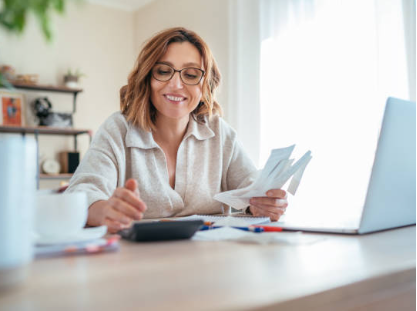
118, 220, 204, 242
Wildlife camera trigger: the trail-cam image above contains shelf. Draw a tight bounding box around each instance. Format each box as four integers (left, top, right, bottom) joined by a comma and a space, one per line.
40, 173, 73, 180
9, 82, 83, 113
10, 82, 83, 94
0, 125, 92, 160
0, 125, 91, 136
1, 83, 90, 189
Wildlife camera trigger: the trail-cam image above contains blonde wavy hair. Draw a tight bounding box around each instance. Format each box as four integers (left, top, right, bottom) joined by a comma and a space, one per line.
120, 27, 222, 131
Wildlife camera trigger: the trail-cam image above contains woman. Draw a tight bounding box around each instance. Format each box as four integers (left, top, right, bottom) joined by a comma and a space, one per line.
66, 27, 288, 233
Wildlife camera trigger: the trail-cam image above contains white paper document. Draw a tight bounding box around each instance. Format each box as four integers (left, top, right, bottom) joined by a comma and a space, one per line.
214, 145, 312, 210
192, 227, 324, 245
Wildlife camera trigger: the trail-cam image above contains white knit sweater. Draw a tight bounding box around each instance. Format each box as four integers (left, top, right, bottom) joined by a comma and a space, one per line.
66, 112, 257, 218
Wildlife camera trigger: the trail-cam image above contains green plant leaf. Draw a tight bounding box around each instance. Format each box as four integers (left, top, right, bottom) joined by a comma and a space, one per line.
39, 12, 52, 41
52, 0, 65, 13
0, 72, 14, 90
0, 0, 68, 41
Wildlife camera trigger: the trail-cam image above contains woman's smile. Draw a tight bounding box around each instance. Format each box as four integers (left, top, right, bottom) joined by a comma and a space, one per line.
163, 93, 187, 104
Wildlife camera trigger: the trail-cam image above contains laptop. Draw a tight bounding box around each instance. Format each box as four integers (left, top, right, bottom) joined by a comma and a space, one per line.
275, 97, 416, 234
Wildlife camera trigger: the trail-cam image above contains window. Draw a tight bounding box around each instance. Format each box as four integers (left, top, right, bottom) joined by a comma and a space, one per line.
258, 0, 415, 219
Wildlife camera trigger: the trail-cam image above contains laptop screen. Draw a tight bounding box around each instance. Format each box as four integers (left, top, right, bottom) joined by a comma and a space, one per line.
282, 97, 416, 231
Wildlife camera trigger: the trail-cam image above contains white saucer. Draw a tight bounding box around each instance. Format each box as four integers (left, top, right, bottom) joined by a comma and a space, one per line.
34, 226, 108, 245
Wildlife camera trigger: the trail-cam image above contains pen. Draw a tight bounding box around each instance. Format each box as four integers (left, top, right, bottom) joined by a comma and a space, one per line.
250, 225, 284, 232
200, 225, 264, 233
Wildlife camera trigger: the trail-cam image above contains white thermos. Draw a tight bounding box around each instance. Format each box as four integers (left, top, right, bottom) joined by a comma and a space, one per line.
0, 135, 37, 289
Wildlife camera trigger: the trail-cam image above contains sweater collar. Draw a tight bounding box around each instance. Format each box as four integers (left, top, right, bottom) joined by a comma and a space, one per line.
125, 115, 215, 149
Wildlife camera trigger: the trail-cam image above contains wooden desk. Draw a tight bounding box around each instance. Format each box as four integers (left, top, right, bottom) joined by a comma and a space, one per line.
0, 226, 415, 311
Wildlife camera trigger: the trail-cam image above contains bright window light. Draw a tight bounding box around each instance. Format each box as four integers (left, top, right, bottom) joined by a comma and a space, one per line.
259, 0, 410, 221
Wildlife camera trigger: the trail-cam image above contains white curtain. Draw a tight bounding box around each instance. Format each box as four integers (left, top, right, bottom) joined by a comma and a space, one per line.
227, 0, 261, 165
257, 0, 416, 219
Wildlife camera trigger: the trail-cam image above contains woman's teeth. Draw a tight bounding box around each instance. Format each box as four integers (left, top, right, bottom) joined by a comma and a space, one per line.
166, 95, 185, 102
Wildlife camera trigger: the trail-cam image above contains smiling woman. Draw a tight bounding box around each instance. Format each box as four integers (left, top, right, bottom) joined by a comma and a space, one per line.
65, 27, 289, 233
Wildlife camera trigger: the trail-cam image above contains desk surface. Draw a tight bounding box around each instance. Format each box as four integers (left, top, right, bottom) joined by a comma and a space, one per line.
0, 226, 415, 311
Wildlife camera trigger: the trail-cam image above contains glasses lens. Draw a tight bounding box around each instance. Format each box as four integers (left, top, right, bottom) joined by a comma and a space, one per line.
153, 64, 174, 81
181, 68, 203, 85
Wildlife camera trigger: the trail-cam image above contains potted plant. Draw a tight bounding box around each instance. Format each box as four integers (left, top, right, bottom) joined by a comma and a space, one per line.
64, 69, 85, 88
0, 0, 67, 89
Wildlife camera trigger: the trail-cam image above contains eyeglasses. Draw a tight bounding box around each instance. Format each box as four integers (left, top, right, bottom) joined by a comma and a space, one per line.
151, 63, 205, 85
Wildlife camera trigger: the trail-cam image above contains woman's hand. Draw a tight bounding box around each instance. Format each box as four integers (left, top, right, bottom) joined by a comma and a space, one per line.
249, 189, 288, 221
88, 179, 147, 233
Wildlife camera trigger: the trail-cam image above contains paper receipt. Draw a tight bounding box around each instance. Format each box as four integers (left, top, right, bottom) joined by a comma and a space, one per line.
214, 145, 312, 210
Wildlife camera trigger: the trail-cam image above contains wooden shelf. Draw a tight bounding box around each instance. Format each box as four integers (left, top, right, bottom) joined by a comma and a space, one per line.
10, 82, 83, 94
0, 125, 91, 136
9, 82, 83, 113
1, 83, 89, 189
40, 173, 73, 180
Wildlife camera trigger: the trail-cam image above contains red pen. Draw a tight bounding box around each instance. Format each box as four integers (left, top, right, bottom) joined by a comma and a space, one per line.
250, 225, 283, 232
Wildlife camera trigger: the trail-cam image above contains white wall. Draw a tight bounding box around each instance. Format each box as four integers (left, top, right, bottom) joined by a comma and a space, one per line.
0, 1, 135, 188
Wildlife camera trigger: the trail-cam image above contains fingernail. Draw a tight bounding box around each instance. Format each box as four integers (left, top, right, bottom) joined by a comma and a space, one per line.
120, 223, 130, 230
276, 199, 286, 205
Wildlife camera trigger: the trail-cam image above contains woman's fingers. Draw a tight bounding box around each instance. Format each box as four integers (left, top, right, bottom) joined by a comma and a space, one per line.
249, 189, 289, 221
88, 179, 147, 234
113, 187, 147, 213
250, 205, 283, 221
266, 189, 287, 199
99, 180, 148, 234
108, 196, 143, 221
251, 205, 285, 218
104, 204, 132, 225
124, 178, 140, 197
251, 204, 286, 215
105, 219, 126, 233
250, 197, 288, 208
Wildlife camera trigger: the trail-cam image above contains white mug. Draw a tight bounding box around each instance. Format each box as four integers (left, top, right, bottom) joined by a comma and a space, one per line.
0, 136, 37, 289
35, 192, 88, 240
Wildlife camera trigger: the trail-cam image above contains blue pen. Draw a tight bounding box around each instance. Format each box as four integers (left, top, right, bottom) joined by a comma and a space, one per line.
200, 225, 264, 233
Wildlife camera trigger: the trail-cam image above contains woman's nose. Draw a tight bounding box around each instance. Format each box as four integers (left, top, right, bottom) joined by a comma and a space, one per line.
168, 71, 184, 88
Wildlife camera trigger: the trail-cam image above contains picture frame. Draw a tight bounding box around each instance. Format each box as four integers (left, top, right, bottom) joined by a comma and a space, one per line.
0, 91, 25, 126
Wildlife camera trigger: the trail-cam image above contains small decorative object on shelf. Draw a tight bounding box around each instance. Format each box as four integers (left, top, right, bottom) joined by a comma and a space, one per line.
0, 90, 25, 126
0, 65, 16, 81
42, 159, 61, 175
14, 74, 39, 85
0, 64, 39, 86
32, 97, 73, 127
60, 151, 80, 173
63, 69, 85, 89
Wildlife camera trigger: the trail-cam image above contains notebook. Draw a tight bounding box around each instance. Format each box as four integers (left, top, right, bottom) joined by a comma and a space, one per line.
274, 97, 416, 234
